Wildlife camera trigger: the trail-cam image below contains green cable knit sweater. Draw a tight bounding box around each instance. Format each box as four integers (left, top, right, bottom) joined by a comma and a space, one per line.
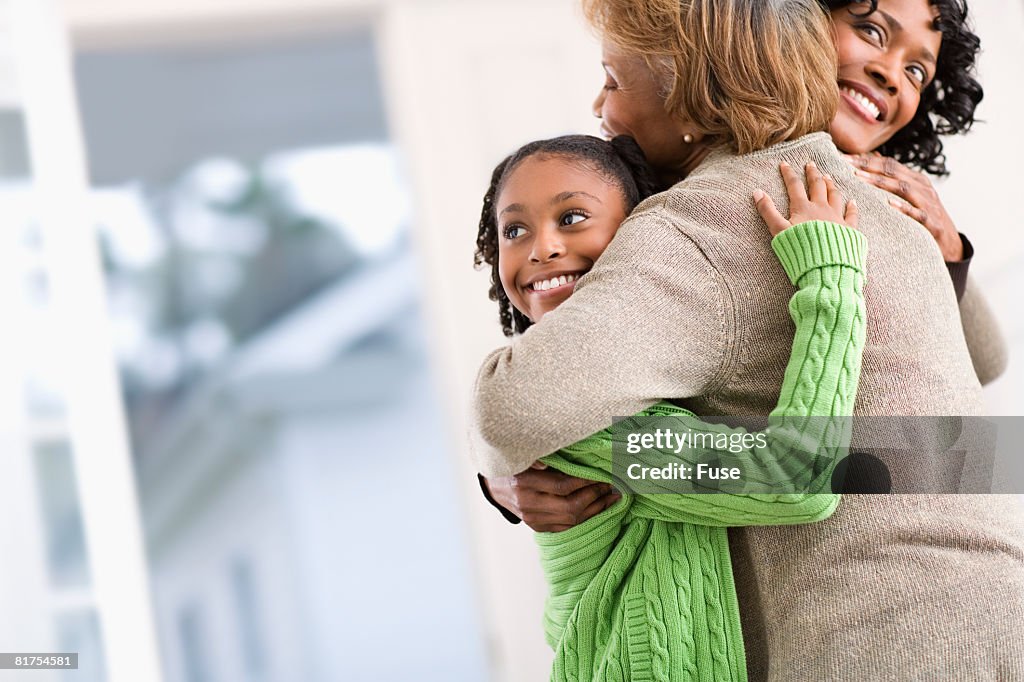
535, 220, 868, 682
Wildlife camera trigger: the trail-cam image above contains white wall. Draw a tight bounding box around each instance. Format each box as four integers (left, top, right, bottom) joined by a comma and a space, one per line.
378, 2, 603, 679
939, 0, 1024, 414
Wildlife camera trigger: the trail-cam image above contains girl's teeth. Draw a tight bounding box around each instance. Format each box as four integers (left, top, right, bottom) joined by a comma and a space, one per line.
531, 274, 577, 291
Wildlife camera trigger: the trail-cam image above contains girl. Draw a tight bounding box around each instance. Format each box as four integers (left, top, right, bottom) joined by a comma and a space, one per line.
475, 133, 866, 681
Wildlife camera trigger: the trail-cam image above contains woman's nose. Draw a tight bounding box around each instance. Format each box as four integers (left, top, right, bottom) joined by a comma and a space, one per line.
592, 88, 605, 118
866, 58, 900, 95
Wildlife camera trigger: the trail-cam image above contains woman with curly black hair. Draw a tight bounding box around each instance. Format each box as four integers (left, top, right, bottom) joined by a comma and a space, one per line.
824, 0, 983, 262
824, 0, 982, 176
822, 0, 1007, 386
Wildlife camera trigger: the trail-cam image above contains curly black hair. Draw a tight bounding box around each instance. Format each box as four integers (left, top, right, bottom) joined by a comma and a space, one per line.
821, 0, 983, 176
473, 134, 659, 337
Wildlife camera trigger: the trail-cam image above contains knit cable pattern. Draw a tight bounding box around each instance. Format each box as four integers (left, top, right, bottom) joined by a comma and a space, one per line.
535, 221, 868, 681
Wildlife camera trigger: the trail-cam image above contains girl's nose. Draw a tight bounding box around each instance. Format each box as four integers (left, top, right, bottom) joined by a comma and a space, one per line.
530, 229, 565, 263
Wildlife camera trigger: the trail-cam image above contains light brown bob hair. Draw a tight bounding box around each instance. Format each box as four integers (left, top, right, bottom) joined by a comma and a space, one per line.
583, 0, 839, 154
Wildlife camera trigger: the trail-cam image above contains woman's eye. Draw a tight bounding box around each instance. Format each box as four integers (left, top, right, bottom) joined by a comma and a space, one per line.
907, 64, 927, 85
856, 22, 884, 45
560, 211, 588, 226
503, 225, 526, 240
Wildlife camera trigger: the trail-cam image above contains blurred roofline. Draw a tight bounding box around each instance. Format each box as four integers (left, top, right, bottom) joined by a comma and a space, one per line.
64, 0, 379, 52
137, 245, 418, 477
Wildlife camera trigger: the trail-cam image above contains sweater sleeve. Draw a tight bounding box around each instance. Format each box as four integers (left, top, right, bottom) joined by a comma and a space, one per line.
946, 235, 1007, 386
470, 209, 733, 478
958, 274, 1008, 387
945, 233, 972, 302
546, 220, 867, 526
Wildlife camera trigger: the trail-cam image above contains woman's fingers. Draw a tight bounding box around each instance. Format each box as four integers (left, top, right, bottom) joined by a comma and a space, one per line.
848, 152, 928, 208
487, 467, 623, 533
888, 197, 928, 228
855, 169, 920, 207
579, 486, 622, 520
844, 152, 911, 180
850, 152, 961, 260
514, 467, 597, 496
753, 189, 789, 236
518, 483, 619, 531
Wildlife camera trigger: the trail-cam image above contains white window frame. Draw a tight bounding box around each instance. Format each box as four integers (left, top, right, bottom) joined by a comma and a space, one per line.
6, 0, 163, 679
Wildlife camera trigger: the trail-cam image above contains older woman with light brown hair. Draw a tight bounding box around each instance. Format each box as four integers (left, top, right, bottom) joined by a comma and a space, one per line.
470, 0, 1024, 679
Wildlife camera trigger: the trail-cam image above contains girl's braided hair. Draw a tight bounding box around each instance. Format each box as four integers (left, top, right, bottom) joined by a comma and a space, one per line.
473, 134, 659, 336
823, 0, 983, 176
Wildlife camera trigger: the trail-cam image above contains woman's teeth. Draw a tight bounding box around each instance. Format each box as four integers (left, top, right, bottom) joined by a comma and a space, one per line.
842, 87, 881, 121
529, 274, 577, 292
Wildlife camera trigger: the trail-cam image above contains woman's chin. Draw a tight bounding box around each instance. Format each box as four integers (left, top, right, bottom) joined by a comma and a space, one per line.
828, 117, 874, 155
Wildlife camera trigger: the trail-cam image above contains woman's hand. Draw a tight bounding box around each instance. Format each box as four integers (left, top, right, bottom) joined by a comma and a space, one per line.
753, 162, 858, 235
482, 461, 620, 532
844, 152, 963, 262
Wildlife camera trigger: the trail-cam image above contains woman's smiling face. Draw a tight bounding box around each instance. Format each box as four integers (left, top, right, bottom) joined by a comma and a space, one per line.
496, 155, 628, 324
591, 43, 690, 179
829, 0, 943, 154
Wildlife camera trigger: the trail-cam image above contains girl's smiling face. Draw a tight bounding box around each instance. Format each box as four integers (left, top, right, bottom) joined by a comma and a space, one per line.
830, 0, 943, 154
496, 155, 628, 324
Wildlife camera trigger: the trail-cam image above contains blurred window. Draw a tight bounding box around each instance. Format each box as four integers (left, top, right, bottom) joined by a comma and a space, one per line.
229, 556, 267, 682
32, 439, 91, 588
176, 604, 210, 682
55, 608, 107, 682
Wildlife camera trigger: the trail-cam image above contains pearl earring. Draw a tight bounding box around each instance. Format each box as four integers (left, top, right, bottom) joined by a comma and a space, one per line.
683, 133, 694, 144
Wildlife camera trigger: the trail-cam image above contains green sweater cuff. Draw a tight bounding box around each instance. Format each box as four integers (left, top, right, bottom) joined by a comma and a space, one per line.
772, 220, 867, 286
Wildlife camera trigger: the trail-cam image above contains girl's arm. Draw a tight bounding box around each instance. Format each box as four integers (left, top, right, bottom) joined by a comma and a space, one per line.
543, 163, 866, 527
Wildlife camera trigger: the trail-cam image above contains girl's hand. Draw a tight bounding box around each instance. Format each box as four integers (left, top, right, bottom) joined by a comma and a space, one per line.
844, 152, 963, 262
482, 463, 620, 533
753, 162, 858, 236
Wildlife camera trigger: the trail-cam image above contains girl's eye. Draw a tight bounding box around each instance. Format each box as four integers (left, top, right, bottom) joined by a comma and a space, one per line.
907, 64, 928, 86
503, 225, 526, 240
560, 211, 588, 227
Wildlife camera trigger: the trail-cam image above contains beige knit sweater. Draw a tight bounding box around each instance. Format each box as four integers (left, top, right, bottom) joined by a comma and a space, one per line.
471, 133, 1024, 679
961, 275, 1008, 386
